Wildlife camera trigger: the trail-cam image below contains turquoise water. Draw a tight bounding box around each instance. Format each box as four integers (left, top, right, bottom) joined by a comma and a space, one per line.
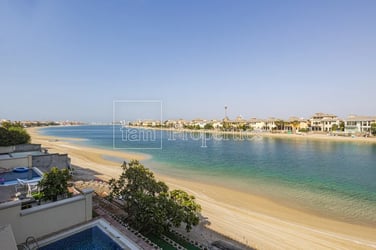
39, 226, 122, 250
41, 125, 376, 225
0, 169, 40, 186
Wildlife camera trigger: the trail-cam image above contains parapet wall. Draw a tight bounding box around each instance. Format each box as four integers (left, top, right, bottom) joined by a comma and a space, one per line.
0, 157, 31, 169
0, 144, 42, 154
0, 189, 93, 244
32, 154, 70, 170
0, 146, 15, 154
1, 152, 70, 172
14, 144, 42, 152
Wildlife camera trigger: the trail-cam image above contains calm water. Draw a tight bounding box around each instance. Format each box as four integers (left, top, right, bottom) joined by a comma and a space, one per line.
41, 125, 376, 225
39, 226, 122, 250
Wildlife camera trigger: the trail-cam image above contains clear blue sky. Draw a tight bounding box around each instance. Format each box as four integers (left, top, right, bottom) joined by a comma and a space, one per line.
1, 0, 375, 122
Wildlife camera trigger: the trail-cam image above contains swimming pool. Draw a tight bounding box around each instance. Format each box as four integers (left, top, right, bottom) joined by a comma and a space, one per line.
38, 219, 140, 250
0, 168, 42, 186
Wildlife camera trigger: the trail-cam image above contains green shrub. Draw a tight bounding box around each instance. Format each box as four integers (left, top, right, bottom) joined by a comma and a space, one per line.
0, 125, 30, 146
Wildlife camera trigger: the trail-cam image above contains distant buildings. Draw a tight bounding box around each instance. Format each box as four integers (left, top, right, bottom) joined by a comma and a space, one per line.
4, 112, 375, 136
0, 120, 84, 128
128, 112, 376, 136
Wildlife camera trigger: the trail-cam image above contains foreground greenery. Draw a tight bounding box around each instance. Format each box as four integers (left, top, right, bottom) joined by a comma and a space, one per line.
109, 160, 201, 235
38, 167, 71, 201
0, 121, 31, 146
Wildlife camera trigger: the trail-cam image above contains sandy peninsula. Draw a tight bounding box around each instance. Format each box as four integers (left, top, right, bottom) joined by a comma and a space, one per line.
27, 127, 376, 250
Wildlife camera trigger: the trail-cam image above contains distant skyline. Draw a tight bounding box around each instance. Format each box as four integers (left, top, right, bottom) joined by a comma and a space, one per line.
1, 1, 375, 122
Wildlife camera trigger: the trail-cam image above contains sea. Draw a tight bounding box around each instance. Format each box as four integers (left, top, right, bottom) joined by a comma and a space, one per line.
40, 125, 376, 226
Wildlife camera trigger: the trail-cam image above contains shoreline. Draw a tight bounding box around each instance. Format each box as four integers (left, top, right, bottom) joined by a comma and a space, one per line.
28, 127, 376, 249
127, 125, 376, 144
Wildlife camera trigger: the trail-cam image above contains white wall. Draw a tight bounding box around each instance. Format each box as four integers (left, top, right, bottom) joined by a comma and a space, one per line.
0, 224, 17, 250
0, 146, 15, 154
0, 189, 93, 244
0, 157, 30, 169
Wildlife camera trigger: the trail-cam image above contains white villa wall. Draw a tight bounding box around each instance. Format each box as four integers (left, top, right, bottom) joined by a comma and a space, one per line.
14, 144, 41, 152
345, 117, 376, 134
0, 146, 15, 154
32, 154, 71, 170
0, 189, 93, 244
0, 156, 30, 169
0, 144, 41, 154
0, 224, 17, 250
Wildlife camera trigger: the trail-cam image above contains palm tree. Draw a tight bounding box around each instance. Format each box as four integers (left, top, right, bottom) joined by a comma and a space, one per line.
291, 120, 300, 133
275, 120, 285, 131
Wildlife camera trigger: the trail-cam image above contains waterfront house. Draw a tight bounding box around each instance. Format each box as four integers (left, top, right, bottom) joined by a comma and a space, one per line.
284, 117, 309, 132
344, 115, 376, 134
211, 120, 223, 129
310, 113, 340, 132
230, 115, 247, 129
191, 118, 207, 129
264, 118, 278, 131
248, 118, 265, 131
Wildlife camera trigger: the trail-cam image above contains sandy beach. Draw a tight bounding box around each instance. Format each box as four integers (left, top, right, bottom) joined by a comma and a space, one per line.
28, 127, 376, 250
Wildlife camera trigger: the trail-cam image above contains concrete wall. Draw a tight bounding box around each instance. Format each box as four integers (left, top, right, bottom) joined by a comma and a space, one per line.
0, 157, 30, 169
0, 144, 41, 154
0, 224, 18, 250
14, 144, 41, 153
32, 154, 70, 170
0, 189, 93, 244
1, 153, 70, 171
0, 146, 15, 154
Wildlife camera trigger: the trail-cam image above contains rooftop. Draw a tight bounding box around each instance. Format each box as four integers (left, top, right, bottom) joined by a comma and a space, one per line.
345, 115, 376, 121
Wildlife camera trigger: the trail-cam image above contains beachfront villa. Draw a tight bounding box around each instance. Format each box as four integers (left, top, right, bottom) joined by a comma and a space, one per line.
211, 120, 223, 129
264, 118, 278, 131
0, 144, 91, 248
190, 118, 208, 129
344, 115, 376, 134
0, 144, 144, 249
226, 115, 247, 129
141, 120, 161, 127
248, 118, 265, 131
310, 113, 340, 132
283, 117, 309, 132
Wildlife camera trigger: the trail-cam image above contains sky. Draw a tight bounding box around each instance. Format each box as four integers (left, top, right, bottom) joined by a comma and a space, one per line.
1, 0, 375, 122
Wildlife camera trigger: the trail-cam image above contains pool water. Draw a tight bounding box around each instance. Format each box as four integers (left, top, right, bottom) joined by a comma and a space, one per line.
0, 169, 40, 185
39, 226, 123, 250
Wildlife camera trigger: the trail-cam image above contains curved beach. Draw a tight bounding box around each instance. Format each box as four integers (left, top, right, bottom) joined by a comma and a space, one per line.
27, 127, 376, 249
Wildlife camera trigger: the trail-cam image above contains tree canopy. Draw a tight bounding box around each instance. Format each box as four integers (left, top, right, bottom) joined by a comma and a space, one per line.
0, 123, 31, 146
371, 123, 376, 136
332, 124, 339, 131
109, 160, 201, 235
38, 167, 71, 201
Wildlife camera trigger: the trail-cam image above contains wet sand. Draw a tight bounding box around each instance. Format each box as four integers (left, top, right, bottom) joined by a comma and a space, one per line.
28, 127, 376, 249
